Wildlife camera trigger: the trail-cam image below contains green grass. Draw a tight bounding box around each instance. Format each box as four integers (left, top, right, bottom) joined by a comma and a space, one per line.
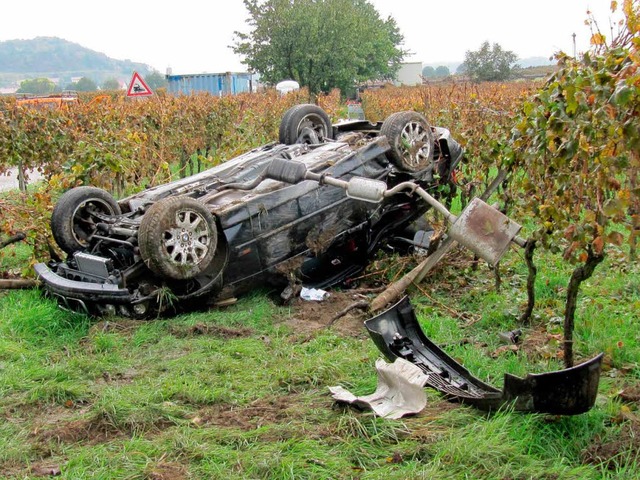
0, 242, 32, 272
0, 245, 639, 479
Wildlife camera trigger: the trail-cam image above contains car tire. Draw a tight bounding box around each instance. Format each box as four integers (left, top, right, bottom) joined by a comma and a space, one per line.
279, 104, 333, 145
380, 111, 435, 172
138, 196, 218, 280
51, 186, 122, 254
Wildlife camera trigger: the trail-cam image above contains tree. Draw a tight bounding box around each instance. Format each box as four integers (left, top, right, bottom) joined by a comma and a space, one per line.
67, 77, 97, 92
462, 41, 519, 82
233, 0, 406, 95
501, 3, 639, 367
16, 78, 56, 94
422, 66, 436, 78
434, 66, 450, 77
102, 78, 120, 90
145, 71, 168, 90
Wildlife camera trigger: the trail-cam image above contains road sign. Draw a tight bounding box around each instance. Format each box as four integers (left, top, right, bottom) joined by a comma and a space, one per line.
126, 72, 153, 97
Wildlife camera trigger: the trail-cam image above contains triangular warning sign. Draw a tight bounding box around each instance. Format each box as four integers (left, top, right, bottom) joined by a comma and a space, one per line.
126, 71, 153, 97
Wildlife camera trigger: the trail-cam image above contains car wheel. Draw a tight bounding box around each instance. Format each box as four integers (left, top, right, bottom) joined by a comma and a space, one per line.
51, 186, 122, 254
380, 111, 435, 172
279, 104, 333, 145
138, 196, 218, 280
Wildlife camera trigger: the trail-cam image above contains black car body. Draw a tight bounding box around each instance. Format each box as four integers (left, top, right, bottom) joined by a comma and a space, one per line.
34, 104, 604, 416
35, 105, 462, 318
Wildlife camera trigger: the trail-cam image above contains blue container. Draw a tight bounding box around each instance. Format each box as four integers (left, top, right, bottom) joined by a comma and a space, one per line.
166, 72, 255, 96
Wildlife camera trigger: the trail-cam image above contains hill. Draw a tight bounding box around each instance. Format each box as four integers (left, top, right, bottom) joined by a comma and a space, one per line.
0, 37, 154, 89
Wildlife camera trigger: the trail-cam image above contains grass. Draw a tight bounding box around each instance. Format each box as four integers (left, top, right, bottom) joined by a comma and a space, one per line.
0, 243, 639, 479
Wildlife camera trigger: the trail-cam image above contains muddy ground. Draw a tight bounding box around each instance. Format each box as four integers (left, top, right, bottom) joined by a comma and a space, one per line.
284, 288, 375, 338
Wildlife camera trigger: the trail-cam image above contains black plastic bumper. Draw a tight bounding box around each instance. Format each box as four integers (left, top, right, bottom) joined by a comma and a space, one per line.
34, 262, 133, 305
364, 296, 602, 415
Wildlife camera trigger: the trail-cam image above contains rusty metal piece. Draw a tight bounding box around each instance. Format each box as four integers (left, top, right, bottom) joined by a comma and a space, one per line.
449, 198, 522, 266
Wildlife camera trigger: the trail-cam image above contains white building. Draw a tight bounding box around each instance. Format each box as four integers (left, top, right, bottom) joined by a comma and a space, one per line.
395, 62, 423, 86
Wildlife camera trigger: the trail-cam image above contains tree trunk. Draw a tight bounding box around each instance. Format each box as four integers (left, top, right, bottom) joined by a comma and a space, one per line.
564, 248, 604, 368
116, 173, 124, 199
0, 232, 26, 250
493, 263, 501, 292
18, 161, 26, 193
629, 165, 638, 261
179, 150, 188, 179
0, 279, 37, 289
519, 239, 537, 325
196, 150, 203, 174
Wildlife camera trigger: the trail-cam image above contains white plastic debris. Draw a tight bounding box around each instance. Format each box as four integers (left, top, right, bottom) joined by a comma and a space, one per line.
300, 287, 329, 301
329, 358, 429, 419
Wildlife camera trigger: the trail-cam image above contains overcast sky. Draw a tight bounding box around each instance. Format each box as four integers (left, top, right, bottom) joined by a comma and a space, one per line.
0, 0, 625, 74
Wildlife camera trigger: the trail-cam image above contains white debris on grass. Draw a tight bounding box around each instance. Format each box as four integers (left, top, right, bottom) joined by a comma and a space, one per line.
329, 358, 429, 419
300, 287, 330, 301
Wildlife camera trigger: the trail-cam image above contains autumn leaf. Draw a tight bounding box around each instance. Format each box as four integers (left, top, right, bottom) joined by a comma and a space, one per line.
603, 198, 623, 217
564, 224, 577, 240
592, 236, 605, 255
608, 177, 621, 190
607, 231, 625, 245
584, 210, 597, 223
491, 344, 519, 358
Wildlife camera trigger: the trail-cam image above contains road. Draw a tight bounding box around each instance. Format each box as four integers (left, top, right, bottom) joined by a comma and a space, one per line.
0, 168, 44, 192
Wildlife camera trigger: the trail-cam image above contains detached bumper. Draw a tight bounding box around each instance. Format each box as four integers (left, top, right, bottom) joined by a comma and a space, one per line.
365, 296, 602, 415
34, 262, 134, 306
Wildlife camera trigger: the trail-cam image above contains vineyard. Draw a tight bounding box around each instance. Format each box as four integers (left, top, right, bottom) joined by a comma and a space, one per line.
0, 81, 539, 266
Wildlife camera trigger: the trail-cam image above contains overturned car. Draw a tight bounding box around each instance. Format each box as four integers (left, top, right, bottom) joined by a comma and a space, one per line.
36, 105, 462, 318
35, 104, 604, 416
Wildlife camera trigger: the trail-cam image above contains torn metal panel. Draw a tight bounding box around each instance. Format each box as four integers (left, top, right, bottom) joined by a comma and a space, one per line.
330, 358, 429, 419
365, 296, 602, 415
448, 198, 522, 266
